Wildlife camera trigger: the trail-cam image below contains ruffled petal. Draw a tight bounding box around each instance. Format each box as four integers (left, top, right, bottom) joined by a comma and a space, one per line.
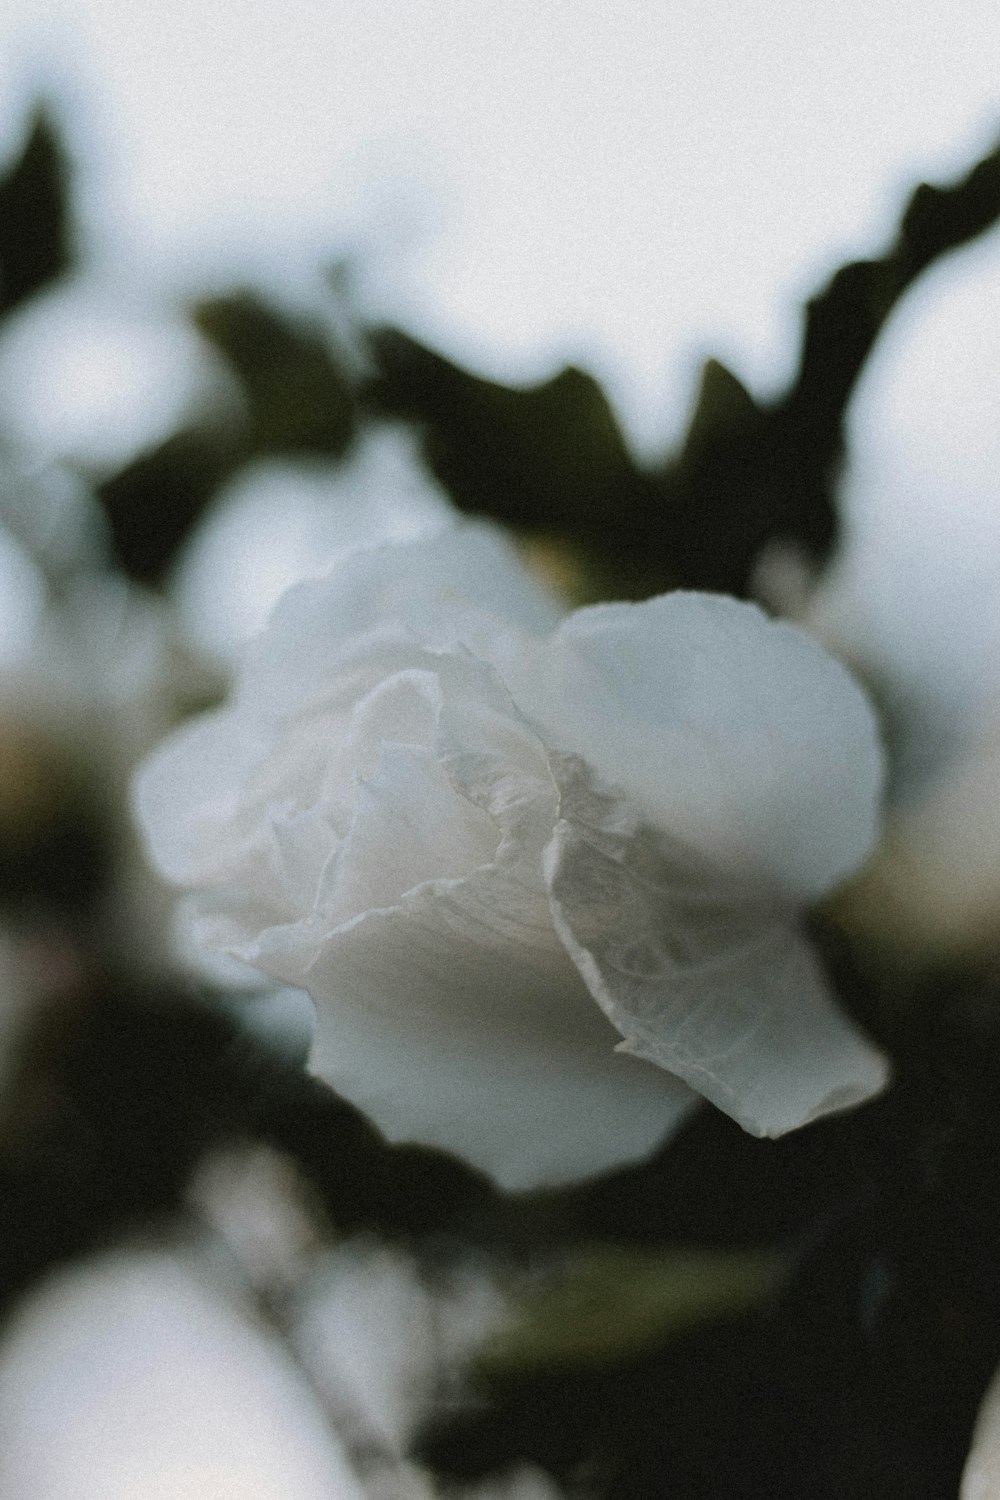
312, 649, 554, 924
544, 756, 889, 1136
239, 523, 563, 719
228, 757, 697, 1188
133, 531, 888, 1183
317, 740, 498, 924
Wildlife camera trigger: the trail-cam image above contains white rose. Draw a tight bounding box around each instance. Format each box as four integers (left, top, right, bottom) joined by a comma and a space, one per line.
134, 525, 888, 1190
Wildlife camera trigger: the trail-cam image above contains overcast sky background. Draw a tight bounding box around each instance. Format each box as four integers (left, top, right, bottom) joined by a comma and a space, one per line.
0, 0, 998, 447
1, 1, 999, 713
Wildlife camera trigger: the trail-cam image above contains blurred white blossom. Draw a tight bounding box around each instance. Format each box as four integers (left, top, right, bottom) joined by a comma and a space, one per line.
835, 722, 1000, 962
172, 426, 454, 670
0, 1216, 563, 1500
804, 234, 1000, 959
289, 1242, 508, 1460
185, 1151, 561, 1500
0, 1244, 367, 1500
0, 282, 220, 471
135, 524, 887, 1189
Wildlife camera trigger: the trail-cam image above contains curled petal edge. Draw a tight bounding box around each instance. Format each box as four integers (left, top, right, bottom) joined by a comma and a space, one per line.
543, 762, 890, 1138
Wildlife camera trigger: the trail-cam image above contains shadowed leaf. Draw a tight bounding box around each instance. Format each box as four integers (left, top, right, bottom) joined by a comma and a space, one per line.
97, 427, 248, 586
97, 295, 358, 583
368, 135, 1000, 600
195, 293, 356, 456
480, 1246, 783, 1374
369, 329, 638, 530
0, 108, 73, 316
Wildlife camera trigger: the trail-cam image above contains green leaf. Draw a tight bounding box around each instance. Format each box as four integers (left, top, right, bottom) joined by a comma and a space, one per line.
369, 328, 640, 541
679, 358, 758, 459
97, 427, 247, 586
480, 1246, 783, 1374
194, 293, 355, 457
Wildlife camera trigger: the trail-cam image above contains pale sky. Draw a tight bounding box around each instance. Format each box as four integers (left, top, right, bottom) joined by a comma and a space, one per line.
2, 0, 999, 451
1, 0, 1000, 721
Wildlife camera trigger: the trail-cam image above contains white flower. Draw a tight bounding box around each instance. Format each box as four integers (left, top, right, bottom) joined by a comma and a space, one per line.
288, 1241, 509, 1459
134, 524, 888, 1189
0, 1245, 366, 1500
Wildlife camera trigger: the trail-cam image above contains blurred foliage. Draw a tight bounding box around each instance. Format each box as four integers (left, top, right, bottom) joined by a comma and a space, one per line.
97, 425, 244, 586
369, 137, 1000, 599
0, 974, 304, 1313
418, 957, 1000, 1498
98, 293, 357, 583
479, 1246, 783, 1374
7, 101, 998, 600
0, 729, 110, 921
0, 108, 72, 317
193, 293, 356, 456
366, 334, 645, 592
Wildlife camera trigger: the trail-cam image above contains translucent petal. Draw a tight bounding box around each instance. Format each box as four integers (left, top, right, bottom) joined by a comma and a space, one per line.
544, 758, 889, 1136
233, 788, 697, 1189
298, 889, 699, 1191
318, 740, 498, 924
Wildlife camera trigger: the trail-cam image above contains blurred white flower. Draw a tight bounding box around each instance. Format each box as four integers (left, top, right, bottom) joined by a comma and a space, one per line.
0, 1226, 566, 1500
185, 1153, 561, 1500
0, 282, 217, 471
834, 721, 1000, 963
0, 1245, 366, 1500
134, 524, 887, 1189
0, 523, 45, 670
803, 235, 1000, 961
287, 1243, 564, 1500
962, 1356, 1000, 1500
172, 426, 454, 670
289, 1242, 508, 1460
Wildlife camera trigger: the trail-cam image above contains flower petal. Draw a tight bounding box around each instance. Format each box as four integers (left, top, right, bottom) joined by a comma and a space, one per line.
239, 523, 563, 719
544, 757, 889, 1136
506, 592, 883, 900
132, 708, 274, 886
317, 740, 498, 924
227, 731, 696, 1189
297, 885, 699, 1191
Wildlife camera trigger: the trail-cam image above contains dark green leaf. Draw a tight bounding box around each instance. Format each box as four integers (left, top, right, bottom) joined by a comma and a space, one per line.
0, 107, 73, 316
368, 136, 1000, 601
480, 1246, 783, 1373
97, 427, 248, 586
369, 329, 640, 534
195, 293, 356, 457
